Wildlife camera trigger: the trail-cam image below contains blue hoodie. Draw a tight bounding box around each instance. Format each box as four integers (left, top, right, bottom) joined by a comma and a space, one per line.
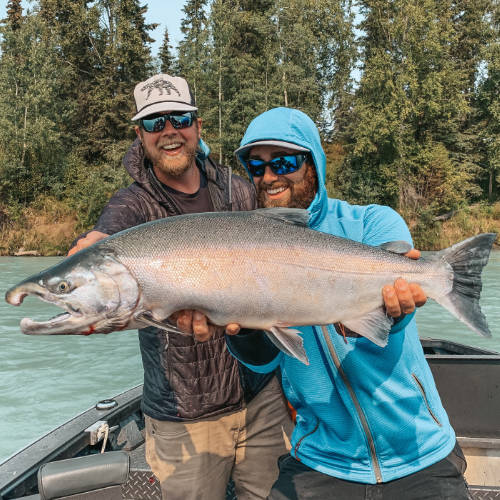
229, 107, 456, 483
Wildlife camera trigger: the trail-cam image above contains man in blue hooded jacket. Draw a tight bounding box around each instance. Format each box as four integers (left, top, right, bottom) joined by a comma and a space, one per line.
223, 107, 470, 499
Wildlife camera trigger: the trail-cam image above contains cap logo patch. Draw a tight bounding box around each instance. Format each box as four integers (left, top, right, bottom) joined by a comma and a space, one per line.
141, 79, 181, 100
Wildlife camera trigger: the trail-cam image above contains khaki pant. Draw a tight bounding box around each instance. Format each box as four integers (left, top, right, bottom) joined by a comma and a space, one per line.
145, 376, 293, 500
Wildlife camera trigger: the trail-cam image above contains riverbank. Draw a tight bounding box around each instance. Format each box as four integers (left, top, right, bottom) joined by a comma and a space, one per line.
0, 201, 499, 256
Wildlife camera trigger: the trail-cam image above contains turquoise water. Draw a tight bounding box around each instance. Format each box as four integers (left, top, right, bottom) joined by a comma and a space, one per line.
0, 252, 499, 462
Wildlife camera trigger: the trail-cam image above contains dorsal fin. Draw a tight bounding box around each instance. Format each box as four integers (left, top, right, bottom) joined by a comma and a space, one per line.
253, 208, 310, 227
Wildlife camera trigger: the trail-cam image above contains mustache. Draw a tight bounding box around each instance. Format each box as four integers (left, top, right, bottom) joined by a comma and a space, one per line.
258, 180, 291, 190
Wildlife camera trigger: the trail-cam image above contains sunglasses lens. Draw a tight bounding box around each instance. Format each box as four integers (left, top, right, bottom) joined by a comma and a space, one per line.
271, 156, 300, 175
142, 116, 166, 132
141, 113, 194, 132
247, 159, 266, 177
246, 155, 306, 177
170, 113, 193, 129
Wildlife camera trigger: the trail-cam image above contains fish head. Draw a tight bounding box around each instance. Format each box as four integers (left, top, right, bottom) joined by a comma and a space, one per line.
5, 249, 140, 335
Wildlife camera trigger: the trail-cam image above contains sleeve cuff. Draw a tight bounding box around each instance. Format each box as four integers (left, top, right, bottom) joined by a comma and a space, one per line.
391, 310, 416, 333
225, 329, 281, 372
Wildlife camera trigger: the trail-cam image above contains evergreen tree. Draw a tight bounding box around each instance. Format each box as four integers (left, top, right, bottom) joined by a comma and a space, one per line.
308, 0, 357, 137
159, 27, 176, 73
342, 0, 477, 218
178, 0, 208, 104
212, 0, 279, 167
38, 0, 103, 153
5, 0, 22, 31
272, 0, 323, 118
0, 10, 72, 206
476, 0, 500, 201
82, 0, 156, 162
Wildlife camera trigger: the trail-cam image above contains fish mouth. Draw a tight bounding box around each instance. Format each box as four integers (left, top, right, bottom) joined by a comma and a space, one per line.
19, 310, 106, 336
7, 282, 107, 335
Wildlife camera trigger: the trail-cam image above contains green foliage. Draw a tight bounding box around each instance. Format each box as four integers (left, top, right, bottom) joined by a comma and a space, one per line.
159, 28, 176, 73
475, 0, 500, 200
0, 0, 497, 254
0, 10, 72, 206
341, 0, 495, 218
63, 147, 131, 230
5, 0, 22, 31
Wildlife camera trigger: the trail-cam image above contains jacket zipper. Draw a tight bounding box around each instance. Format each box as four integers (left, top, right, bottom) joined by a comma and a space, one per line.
412, 374, 442, 426
320, 326, 383, 483
293, 419, 319, 461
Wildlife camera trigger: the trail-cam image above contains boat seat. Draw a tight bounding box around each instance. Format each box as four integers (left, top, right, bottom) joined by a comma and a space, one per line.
36, 451, 129, 499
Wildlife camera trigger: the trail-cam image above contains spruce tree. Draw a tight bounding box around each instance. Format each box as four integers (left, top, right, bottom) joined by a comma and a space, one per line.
211, 0, 279, 167
342, 0, 476, 218
178, 0, 208, 104
83, 0, 156, 162
5, 0, 22, 31
159, 27, 176, 73
476, 1, 500, 201
0, 10, 72, 206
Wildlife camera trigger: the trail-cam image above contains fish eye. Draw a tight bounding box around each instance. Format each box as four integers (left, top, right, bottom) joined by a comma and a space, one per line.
57, 281, 71, 293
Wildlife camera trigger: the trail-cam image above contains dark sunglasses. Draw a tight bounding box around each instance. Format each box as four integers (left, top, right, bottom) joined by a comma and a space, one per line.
140, 112, 196, 132
244, 154, 309, 177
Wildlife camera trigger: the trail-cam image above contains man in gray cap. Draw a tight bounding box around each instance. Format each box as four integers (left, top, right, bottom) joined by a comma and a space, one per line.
69, 74, 293, 500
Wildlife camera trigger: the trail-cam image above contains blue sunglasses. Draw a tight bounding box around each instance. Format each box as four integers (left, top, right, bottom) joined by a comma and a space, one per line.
244, 154, 308, 177
140, 112, 196, 132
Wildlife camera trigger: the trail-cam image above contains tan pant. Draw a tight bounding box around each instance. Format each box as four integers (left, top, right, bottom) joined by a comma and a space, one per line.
145, 376, 293, 500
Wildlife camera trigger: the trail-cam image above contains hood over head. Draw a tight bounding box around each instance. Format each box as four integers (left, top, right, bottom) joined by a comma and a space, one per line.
236, 107, 328, 227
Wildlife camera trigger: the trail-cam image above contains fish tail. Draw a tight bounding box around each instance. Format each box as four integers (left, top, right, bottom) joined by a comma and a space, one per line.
432, 233, 496, 337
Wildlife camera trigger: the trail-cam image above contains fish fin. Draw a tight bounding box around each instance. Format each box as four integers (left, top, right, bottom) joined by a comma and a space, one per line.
254, 208, 310, 227
378, 240, 412, 254
342, 308, 394, 347
266, 326, 309, 365
134, 311, 191, 336
431, 233, 496, 337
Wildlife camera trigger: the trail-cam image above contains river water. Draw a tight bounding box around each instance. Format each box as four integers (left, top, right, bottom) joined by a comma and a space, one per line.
1, 252, 499, 462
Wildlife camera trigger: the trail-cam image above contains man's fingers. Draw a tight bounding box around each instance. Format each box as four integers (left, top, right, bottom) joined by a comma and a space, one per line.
404, 248, 421, 260
394, 278, 416, 315
225, 323, 241, 336
383, 279, 416, 317
176, 310, 193, 334
192, 311, 211, 342
382, 285, 402, 318
409, 283, 427, 307
67, 231, 108, 256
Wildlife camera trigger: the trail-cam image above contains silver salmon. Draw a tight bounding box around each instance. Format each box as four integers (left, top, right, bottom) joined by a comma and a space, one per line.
5, 208, 496, 364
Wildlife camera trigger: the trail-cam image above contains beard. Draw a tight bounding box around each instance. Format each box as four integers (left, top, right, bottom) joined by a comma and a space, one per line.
257, 162, 318, 209
142, 138, 198, 178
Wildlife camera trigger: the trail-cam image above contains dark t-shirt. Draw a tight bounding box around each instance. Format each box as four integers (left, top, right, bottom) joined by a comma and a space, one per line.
159, 169, 214, 214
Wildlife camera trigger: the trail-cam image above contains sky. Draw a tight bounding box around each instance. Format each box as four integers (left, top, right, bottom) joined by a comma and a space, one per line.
0, 0, 187, 57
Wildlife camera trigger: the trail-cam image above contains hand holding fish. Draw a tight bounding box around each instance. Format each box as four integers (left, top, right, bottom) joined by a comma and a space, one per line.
171, 309, 241, 341
382, 249, 427, 318
68, 231, 109, 256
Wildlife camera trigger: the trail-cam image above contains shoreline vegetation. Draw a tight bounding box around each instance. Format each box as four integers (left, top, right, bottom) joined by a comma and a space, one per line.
0, 200, 498, 257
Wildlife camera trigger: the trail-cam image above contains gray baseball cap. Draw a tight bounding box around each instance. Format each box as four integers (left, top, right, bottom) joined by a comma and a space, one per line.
234, 140, 309, 161
132, 74, 198, 121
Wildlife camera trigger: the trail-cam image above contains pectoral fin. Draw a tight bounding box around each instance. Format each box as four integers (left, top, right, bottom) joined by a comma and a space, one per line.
342, 308, 394, 347
134, 311, 191, 336
378, 241, 412, 254
266, 326, 309, 365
